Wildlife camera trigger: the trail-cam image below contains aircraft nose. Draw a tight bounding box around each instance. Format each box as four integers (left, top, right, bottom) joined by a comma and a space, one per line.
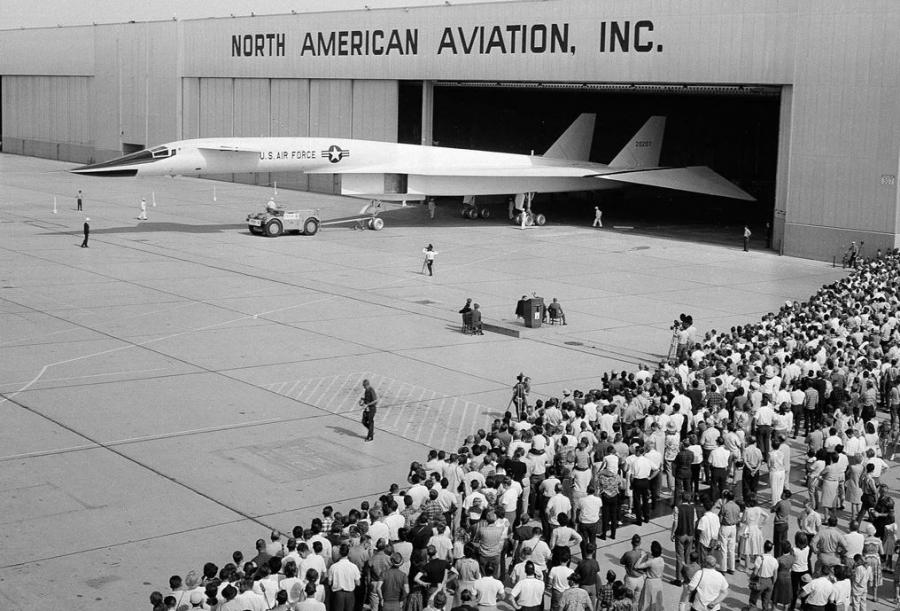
68, 149, 157, 176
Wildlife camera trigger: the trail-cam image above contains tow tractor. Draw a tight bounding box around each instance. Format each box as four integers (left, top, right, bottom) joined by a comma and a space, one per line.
247, 206, 321, 237
247, 199, 387, 237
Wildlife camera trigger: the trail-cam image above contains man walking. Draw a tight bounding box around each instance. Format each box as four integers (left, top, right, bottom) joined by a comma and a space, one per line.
592, 206, 603, 228
361, 379, 378, 442
76, 189, 83, 211
138, 197, 148, 220
81, 218, 90, 248
422, 244, 437, 276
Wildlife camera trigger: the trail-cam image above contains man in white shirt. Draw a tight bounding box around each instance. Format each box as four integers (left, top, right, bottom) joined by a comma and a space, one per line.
682, 556, 729, 611
473, 563, 505, 610
384, 504, 406, 542
576, 485, 602, 557
696, 499, 721, 566
801, 564, 835, 610
545, 483, 572, 530
510, 561, 545, 611
754, 401, 775, 459
328, 544, 362, 611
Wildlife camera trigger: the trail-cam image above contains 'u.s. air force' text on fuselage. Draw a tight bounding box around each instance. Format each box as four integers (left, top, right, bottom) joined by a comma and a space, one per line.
260, 150, 318, 160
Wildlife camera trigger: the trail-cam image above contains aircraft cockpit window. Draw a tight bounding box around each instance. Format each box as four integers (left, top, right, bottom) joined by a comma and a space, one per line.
150, 146, 175, 159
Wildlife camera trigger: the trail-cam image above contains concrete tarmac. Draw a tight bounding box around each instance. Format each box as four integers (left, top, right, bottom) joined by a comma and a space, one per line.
2, 153, 889, 610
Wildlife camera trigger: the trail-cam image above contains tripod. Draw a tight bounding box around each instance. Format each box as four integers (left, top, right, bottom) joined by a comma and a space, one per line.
666, 328, 680, 362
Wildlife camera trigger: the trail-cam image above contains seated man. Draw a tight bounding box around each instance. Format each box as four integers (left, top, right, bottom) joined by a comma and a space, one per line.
470, 303, 484, 335
547, 298, 567, 325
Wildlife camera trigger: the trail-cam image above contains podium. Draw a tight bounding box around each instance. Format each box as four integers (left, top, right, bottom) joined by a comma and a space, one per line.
524, 297, 544, 328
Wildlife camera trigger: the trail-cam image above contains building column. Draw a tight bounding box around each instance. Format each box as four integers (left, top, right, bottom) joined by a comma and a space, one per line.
420, 80, 434, 146
772, 85, 792, 254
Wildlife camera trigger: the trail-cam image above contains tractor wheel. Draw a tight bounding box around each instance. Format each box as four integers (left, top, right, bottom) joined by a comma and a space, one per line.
303, 218, 319, 236
265, 219, 283, 237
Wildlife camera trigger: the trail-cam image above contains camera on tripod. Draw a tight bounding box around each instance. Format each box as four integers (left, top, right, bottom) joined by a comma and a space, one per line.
669, 320, 682, 331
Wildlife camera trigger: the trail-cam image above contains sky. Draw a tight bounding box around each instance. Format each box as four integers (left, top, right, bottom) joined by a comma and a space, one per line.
1, 0, 522, 29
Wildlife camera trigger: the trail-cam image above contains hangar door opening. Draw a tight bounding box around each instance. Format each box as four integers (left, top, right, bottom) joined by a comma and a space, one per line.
402, 82, 780, 249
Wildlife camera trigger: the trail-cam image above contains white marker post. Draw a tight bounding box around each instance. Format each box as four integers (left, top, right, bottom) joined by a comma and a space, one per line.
152, 191, 156, 207
213, 185, 217, 202
273, 181, 277, 196
52, 196, 57, 214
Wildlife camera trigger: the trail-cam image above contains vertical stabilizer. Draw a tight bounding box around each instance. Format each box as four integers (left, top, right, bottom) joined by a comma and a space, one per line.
608, 116, 665, 169
542, 113, 596, 161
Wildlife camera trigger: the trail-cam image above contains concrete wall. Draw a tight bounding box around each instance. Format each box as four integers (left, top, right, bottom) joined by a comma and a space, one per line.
2, 0, 900, 260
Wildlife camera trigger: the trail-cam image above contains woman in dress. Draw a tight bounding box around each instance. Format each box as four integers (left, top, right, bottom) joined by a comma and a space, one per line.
634, 540, 665, 611
789, 532, 811, 611
819, 452, 843, 518
771, 540, 795, 610
845, 454, 864, 521
863, 522, 884, 604
451, 544, 480, 608
405, 548, 428, 611
741, 495, 767, 569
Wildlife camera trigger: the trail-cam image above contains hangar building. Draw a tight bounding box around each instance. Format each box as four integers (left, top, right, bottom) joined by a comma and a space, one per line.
1, 0, 899, 260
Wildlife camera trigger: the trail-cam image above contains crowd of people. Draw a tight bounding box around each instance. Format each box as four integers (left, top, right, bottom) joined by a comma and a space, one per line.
152, 250, 900, 611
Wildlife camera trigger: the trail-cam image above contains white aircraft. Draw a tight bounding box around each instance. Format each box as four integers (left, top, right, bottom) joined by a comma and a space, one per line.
70, 114, 754, 225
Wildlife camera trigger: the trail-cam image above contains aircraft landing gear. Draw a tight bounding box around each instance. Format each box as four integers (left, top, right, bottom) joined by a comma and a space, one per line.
459, 196, 492, 220
512, 192, 546, 227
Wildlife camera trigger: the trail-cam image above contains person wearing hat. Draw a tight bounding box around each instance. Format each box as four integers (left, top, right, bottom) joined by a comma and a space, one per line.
81, 217, 90, 247
380, 552, 408, 611
187, 590, 205, 608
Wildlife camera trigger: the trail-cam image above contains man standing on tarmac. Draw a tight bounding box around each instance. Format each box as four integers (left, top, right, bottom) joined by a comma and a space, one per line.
361, 379, 378, 442
422, 244, 438, 276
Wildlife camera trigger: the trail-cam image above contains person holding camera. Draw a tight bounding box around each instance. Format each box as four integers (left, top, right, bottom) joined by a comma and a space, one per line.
360, 379, 378, 441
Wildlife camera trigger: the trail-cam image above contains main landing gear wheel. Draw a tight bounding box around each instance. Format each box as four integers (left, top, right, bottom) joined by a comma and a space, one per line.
265, 219, 283, 237
534, 213, 546, 226
466, 208, 479, 220
368, 218, 385, 231
515, 212, 534, 227
478, 207, 491, 219
303, 218, 319, 235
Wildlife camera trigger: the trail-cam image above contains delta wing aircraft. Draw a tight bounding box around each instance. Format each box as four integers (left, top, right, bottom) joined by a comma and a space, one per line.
70, 114, 754, 225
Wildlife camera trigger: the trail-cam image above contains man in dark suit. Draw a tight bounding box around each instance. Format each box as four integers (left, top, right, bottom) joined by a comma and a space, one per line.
81, 218, 90, 248
361, 379, 378, 441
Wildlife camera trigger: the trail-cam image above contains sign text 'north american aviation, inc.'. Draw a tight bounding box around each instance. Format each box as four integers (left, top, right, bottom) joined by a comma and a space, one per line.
230, 21, 662, 57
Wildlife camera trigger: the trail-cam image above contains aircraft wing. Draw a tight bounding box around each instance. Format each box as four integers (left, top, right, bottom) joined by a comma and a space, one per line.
306, 157, 602, 177
593, 166, 756, 201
